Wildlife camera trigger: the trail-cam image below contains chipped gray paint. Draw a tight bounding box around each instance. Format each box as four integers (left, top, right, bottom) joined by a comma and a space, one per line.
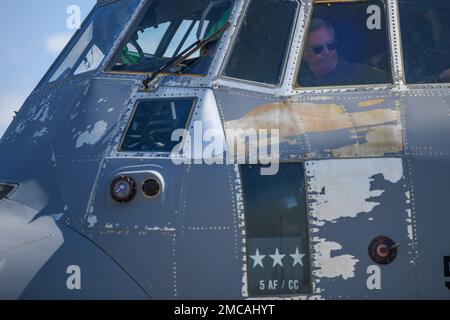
306, 158, 403, 225
75, 120, 108, 148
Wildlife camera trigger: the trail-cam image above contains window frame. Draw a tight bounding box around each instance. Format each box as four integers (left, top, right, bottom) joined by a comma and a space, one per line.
116, 97, 197, 155
38, 0, 144, 87
292, 0, 395, 91
239, 160, 313, 298
219, 0, 301, 89
397, 0, 450, 86
105, 0, 235, 77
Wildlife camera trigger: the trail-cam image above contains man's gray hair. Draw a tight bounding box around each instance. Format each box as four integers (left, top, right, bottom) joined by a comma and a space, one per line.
309, 18, 335, 37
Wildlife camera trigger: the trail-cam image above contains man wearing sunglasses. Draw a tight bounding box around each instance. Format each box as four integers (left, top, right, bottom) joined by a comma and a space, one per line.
298, 19, 388, 87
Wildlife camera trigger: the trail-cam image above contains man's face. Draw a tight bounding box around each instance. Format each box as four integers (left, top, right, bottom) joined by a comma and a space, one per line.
303, 27, 339, 78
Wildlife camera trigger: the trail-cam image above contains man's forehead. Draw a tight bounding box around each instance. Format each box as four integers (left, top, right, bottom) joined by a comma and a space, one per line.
307, 27, 334, 43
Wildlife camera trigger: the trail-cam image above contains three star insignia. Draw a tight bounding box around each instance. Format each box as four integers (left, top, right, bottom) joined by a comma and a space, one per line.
250, 247, 305, 268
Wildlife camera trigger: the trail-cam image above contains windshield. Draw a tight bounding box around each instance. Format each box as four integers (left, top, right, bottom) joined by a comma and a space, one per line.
399, 0, 450, 84
45, 0, 141, 83
110, 0, 233, 75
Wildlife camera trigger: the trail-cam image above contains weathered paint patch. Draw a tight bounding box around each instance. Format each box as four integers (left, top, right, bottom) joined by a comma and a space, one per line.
75, 120, 107, 148
358, 99, 385, 108
32, 103, 50, 123
52, 213, 64, 221
312, 238, 359, 280
87, 215, 98, 228
405, 207, 414, 241
15, 123, 26, 134
306, 158, 403, 224
226, 101, 399, 134
407, 225, 413, 242
405, 191, 411, 204
330, 124, 403, 157
32, 127, 48, 139
225, 100, 403, 157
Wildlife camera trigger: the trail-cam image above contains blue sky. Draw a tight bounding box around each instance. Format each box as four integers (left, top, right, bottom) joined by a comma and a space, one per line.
0, 0, 96, 137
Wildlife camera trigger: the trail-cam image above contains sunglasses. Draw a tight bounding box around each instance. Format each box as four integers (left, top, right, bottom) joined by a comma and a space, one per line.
309, 41, 339, 55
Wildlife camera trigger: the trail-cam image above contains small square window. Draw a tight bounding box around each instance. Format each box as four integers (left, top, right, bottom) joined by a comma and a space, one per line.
120, 99, 194, 153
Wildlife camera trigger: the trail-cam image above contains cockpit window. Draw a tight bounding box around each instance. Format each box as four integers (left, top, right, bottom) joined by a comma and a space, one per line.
45, 0, 140, 83
223, 0, 298, 85
399, 0, 450, 84
120, 99, 194, 153
110, 0, 233, 75
296, 0, 392, 88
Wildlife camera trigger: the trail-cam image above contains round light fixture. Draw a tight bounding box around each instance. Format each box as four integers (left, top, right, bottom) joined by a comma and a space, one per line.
368, 236, 399, 265
110, 176, 137, 203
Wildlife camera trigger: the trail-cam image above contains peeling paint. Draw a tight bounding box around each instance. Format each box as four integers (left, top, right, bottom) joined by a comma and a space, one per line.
52, 213, 64, 221
330, 124, 403, 157
87, 215, 98, 228
75, 121, 107, 148
313, 238, 359, 280
15, 123, 25, 134
406, 208, 413, 241
307, 158, 403, 224
407, 225, 413, 241
405, 191, 411, 204
358, 99, 385, 108
32, 104, 50, 123
32, 127, 48, 139
225, 100, 403, 157
227, 101, 399, 134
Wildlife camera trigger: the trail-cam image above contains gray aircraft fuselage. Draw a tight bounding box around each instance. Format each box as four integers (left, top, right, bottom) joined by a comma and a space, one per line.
1, 0, 449, 299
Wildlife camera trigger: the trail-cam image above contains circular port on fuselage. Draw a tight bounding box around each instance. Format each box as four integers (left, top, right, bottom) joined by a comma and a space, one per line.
142, 178, 161, 198
368, 236, 398, 265
110, 176, 137, 203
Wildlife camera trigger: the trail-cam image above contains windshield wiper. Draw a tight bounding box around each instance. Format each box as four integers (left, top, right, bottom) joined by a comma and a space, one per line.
141, 22, 231, 89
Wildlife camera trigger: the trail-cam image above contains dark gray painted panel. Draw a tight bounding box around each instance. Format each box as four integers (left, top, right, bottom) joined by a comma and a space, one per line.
20, 223, 149, 300
175, 164, 244, 299
176, 229, 243, 299
307, 158, 416, 299
408, 157, 450, 298
87, 160, 185, 228
53, 79, 133, 157
404, 92, 450, 156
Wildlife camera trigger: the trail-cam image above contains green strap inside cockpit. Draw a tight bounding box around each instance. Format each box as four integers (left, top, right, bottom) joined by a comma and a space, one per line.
121, 46, 140, 65
204, 6, 232, 40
